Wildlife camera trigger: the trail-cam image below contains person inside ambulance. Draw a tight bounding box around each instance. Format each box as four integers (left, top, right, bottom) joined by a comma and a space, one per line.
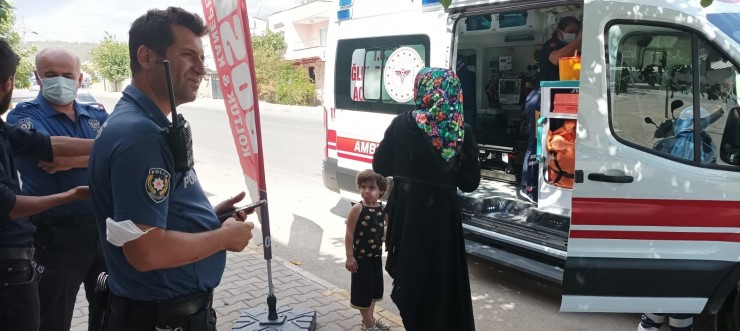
518, 16, 582, 203
456, 57, 477, 130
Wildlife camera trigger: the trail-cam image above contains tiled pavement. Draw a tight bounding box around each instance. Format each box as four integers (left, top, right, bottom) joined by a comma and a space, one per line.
69, 244, 404, 331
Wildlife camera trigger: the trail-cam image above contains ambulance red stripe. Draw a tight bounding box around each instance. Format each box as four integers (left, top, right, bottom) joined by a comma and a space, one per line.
570, 230, 740, 242
337, 152, 373, 163
572, 198, 740, 228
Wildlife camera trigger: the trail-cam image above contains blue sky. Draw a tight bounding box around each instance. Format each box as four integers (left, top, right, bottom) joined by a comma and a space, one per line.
13, 0, 298, 43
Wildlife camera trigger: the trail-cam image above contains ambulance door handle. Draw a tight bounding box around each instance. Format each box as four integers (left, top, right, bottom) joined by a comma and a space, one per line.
587, 172, 634, 183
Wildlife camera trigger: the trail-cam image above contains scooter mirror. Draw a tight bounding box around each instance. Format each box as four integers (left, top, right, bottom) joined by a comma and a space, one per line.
644, 117, 657, 126
670, 100, 684, 119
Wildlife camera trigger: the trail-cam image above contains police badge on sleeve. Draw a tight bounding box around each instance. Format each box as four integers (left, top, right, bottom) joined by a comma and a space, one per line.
145, 168, 171, 203
88, 119, 102, 134
17, 118, 33, 131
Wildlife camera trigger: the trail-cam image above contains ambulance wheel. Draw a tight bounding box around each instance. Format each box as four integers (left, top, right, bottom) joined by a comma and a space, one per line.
715, 288, 740, 331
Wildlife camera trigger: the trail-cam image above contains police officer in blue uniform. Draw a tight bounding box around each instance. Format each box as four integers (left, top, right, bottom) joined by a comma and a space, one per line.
0, 38, 96, 331
7, 48, 109, 331
89, 8, 255, 331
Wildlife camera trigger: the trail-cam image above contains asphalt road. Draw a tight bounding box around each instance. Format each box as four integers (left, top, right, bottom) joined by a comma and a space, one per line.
60, 89, 642, 330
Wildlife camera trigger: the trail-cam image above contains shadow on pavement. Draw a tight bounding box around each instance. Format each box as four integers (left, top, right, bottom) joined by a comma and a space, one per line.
288, 215, 324, 261
329, 198, 352, 219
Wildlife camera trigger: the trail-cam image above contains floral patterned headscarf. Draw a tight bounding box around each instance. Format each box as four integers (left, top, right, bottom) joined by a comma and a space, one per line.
413, 67, 465, 161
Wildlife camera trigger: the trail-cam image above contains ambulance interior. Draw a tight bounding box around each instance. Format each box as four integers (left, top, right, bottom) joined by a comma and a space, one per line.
454, 5, 740, 254
455, 5, 583, 183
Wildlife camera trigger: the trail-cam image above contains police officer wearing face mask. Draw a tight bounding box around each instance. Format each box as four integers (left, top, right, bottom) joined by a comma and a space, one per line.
518, 16, 581, 204
7, 48, 108, 331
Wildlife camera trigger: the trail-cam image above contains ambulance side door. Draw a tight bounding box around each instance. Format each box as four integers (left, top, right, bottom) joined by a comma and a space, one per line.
562, 0, 740, 313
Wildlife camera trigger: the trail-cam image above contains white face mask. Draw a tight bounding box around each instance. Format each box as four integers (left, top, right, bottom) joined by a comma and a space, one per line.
106, 218, 155, 247
41, 76, 78, 105
562, 32, 577, 43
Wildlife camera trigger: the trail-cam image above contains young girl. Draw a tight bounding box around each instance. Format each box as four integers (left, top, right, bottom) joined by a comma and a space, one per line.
345, 169, 390, 331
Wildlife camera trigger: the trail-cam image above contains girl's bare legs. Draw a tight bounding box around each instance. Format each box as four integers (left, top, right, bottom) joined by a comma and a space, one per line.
360, 303, 375, 327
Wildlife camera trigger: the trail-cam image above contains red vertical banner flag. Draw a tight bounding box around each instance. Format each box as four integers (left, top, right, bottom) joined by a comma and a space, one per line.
201, 0, 273, 259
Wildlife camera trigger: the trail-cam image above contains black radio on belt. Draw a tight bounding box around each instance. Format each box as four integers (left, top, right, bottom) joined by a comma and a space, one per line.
163, 60, 194, 172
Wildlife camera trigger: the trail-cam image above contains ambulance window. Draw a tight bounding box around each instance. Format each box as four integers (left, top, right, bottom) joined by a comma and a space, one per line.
698, 39, 740, 166
608, 25, 696, 162
609, 23, 740, 167
381, 48, 396, 102
350, 49, 367, 102
335, 35, 430, 113
364, 50, 383, 100
465, 15, 492, 31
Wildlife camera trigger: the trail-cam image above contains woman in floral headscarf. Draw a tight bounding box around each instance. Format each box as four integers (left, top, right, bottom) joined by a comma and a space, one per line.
373, 67, 480, 331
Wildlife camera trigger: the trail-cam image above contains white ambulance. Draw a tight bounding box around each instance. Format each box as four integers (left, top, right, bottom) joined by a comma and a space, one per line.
321, 0, 740, 326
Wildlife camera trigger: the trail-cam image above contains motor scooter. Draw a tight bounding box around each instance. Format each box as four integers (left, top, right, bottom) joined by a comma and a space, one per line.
644, 100, 724, 163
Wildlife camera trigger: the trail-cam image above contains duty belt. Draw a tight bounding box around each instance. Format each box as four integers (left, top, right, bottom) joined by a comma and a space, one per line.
32, 214, 96, 227
0, 247, 34, 261
109, 291, 213, 326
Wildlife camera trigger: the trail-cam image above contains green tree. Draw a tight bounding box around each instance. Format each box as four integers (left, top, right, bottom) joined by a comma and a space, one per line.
81, 62, 100, 82
253, 30, 286, 54
90, 32, 130, 91
0, 1, 36, 88
0, 0, 10, 24
252, 31, 315, 105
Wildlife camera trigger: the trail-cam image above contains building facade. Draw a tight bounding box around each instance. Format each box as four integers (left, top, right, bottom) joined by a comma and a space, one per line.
268, 0, 332, 102
201, 16, 268, 99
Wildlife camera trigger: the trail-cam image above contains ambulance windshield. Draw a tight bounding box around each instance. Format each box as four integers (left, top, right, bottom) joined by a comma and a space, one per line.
708, 13, 740, 45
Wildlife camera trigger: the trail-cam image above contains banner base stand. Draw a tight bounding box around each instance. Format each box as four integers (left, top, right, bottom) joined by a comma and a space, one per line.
231, 306, 316, 331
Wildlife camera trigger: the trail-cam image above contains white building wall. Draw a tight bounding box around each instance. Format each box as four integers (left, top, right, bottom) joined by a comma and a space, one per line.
199, 16, 267, 99
268, 0, 332, 62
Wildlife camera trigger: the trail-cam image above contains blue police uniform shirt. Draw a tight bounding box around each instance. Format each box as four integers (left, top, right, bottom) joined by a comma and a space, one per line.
89, 85, 225, 300
0, 121, 53, 247
7, 94, 108, 217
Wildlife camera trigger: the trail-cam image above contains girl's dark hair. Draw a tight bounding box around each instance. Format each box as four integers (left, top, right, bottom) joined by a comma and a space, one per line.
356, 169, 388, 194
129, 7, 208, 73
552, 16, 581, 39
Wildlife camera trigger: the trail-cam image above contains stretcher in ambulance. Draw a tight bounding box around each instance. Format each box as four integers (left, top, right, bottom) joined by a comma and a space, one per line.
321, 0, 740, 326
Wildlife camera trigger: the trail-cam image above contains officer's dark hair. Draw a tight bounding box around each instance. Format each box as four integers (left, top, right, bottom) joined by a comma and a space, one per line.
551, 16, 581, 39
128, 7, 208, 73
0, 38, 19, 81
356, 169, 388, 195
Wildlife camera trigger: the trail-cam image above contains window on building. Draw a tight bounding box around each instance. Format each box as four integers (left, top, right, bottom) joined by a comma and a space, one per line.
319, 28, 327, 47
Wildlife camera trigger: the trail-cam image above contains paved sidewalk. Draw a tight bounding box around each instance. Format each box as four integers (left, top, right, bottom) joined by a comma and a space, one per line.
70, 243, 405, 331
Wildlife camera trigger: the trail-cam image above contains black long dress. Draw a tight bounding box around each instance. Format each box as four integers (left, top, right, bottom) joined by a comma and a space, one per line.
373, 111, 481, 331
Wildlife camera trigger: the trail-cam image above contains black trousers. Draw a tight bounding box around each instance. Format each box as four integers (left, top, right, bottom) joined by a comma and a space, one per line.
0, 258, 39, 331
34, 216, 107, 331
103, 292, 216, 331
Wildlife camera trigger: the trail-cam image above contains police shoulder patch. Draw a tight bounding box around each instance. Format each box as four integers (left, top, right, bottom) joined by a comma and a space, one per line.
16, 118, 34, 131
145, 168, 171, 203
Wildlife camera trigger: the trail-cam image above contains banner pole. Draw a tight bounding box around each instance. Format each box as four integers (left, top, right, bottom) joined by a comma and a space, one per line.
201, 0, 316, 329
